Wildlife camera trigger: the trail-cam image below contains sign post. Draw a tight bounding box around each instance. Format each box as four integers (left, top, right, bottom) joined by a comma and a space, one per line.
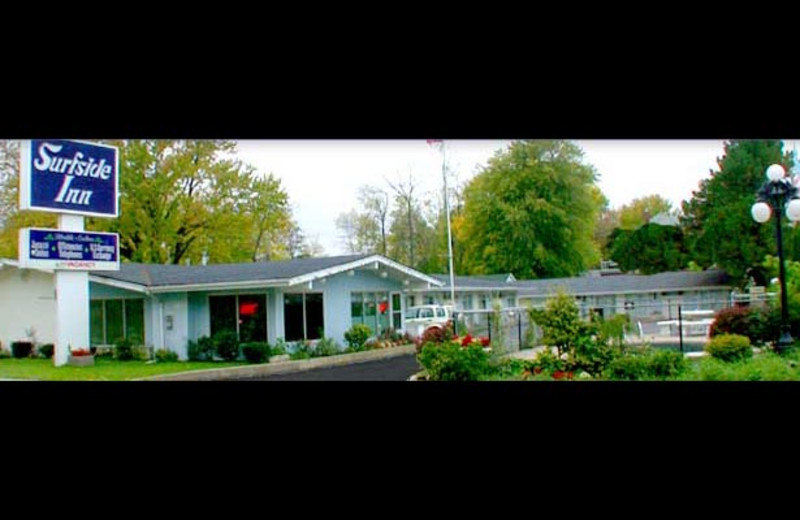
19, 139, 119, 366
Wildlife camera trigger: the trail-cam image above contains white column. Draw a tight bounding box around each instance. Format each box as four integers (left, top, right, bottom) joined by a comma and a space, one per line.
54, 214, 89, 367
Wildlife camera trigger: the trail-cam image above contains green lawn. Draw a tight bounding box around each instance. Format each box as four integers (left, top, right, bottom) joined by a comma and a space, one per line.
0, 358, 247, 381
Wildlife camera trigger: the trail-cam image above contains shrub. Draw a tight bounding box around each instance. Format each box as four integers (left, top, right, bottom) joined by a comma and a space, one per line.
188, 336, 215, 361
241, 342, 270, 364
11, 341, 34, 359
567, 333, 620, 377
313, 337, 340, 357
155, 349, 179, 363
422, 326, 447, 344
0, 349, 10, 359
529, 348, 566, 375
605, 354, 649, 380
38, 343, 54, 359
644, 349, 687, 379
344, 324, 372, 351
418, 342, 490, 381
709, 307, 769, 344
213, 330, 240, 361
272, 338, 287, 356
705, 334, 753, 363
114, 337, 136, 361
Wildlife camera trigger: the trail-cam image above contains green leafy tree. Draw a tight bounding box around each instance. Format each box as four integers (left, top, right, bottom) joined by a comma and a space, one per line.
528, 290, 584, 358
247, 174, 292, 262
457, 140, 602, 278
609, 222, 687, 274
618, 194, 673, 230
681, 140, 795, 281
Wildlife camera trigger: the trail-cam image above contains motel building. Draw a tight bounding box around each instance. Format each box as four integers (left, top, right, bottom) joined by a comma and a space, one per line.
0, 254, 444, 359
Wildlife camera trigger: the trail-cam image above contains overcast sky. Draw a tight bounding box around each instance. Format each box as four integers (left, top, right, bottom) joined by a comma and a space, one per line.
234, 140, 796, 257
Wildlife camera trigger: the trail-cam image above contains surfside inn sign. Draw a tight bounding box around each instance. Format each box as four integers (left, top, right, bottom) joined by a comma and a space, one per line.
20, 139, 119, 217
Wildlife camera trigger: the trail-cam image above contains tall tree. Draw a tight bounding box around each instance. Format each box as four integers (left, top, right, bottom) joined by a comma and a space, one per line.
617, 194, 674, 230
386, 171, 437, 270
681, 140, 794, 281
609, 223, 687, 274
246, 174, 292, 262
358, 185, 389, 256
456, 140, 603, 278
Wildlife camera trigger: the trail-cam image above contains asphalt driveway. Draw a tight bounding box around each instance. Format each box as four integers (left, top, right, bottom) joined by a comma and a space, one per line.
236, 353, 421, 381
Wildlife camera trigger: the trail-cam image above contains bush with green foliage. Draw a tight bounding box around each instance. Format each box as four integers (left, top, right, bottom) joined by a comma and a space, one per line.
344, 324, 372, 351
709, 306, 770, 345
684, 351, 800, 381
313, 337, 340, 357
213, 330, 240, 361
705, 334, 753, 362
603, 347, 687, 380
38, 343, 54, 359
418, 342, 490, 381
155, 349, 179, 363
187, 336, 215, 361
271, 338, 287, 356
529, 291, 584, 358
645, 349, 687, 379
529, 348, 567, 374
241, 342, 270, 364
114, 337, 137, 361
11, 341, 33, 359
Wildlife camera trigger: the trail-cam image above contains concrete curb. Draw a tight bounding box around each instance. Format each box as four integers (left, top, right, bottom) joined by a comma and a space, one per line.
134, 344, 417, 381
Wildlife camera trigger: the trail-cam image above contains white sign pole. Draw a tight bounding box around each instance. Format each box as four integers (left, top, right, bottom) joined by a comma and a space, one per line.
54, 214, 89, 367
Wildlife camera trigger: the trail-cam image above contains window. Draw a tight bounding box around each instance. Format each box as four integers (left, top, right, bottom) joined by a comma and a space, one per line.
210, 295, 237, 337
350, 292, 389, 336
238, 294, 267, 343
419, 308, 433, 319
90, 299, 145, 346
391, 293, 402, 330
435, 307, 446, 318
209, 294, 267, 342
462, 294, 473, 310
479, 295, 488, 310
284, 292, 324, 342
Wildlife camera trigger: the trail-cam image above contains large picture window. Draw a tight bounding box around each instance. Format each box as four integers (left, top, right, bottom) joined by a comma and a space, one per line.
284, 292, 324, 342
90, 299, 146, 346
209, 294, 267, 342
351, 292, 390, 336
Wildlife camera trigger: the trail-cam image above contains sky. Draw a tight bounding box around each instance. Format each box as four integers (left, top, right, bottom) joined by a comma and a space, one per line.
233, 139, 789, 257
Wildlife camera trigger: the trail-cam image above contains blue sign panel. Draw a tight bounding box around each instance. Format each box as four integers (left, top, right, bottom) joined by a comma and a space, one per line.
20, 139, 119, 218
19, 228, 120, 271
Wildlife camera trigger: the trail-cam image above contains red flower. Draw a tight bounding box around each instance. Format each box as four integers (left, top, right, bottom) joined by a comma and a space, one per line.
460, 334, 473, 347
71, 348, 92, 357
479, 336, 490, 347
566, 371, 574, 379
533, 367, 542, 374
553, 370, 565, 380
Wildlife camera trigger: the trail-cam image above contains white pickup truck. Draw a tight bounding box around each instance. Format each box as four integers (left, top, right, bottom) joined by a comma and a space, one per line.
405, 304, 453, 338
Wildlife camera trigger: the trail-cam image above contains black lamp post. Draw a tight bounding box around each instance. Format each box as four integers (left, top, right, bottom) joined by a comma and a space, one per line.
751, 164, 800, 353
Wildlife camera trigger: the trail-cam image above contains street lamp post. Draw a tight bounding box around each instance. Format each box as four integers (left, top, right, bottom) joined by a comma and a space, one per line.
751, 164, 800, 353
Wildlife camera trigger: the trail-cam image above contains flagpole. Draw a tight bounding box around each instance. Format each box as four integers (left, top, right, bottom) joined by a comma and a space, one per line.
442, 141, 456, 309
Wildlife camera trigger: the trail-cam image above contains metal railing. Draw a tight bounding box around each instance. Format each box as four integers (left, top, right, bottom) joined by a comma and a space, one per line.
450, 293, 777, 353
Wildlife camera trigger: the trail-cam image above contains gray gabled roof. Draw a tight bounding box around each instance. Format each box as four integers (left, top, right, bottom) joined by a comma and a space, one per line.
513, 269, 733, 297
93, 254, 371, 288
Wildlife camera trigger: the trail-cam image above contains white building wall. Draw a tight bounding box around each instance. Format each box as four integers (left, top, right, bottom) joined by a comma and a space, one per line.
0, 267, 56, 351
161, 293, 189, 359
